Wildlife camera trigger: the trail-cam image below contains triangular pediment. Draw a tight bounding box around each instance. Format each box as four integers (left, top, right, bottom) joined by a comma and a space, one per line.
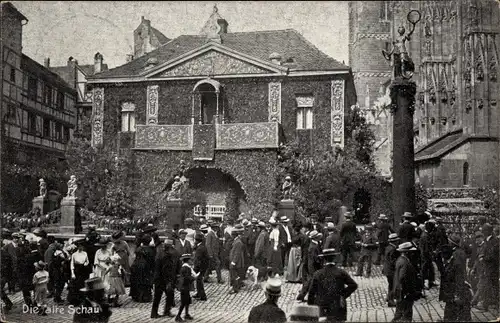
146, 44, 285, 78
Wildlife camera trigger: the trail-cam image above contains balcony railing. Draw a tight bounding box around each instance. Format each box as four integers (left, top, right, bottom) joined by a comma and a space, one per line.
134, 122, 281, 150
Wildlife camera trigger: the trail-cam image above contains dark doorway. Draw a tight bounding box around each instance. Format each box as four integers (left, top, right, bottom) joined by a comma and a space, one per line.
199, 83, 217, 124
353, 189, 371, 224
463, 162, 469, 186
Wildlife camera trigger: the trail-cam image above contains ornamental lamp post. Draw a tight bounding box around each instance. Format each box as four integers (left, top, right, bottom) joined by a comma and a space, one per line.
382, 10, 421, 227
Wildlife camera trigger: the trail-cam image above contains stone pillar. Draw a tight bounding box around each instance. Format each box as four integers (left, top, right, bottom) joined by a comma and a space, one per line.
164, 199, 186, 228
59, 197, 79, 233
279, 199, 295, 223
32, 196, 50, 215
390, 77, 417, 226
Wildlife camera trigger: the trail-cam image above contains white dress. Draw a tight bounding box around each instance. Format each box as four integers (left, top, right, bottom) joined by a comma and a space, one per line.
94, 248, 111, 280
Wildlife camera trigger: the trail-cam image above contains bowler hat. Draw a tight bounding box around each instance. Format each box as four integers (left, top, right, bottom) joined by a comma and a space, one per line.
80, 277, 106, 292
397, 242, 417, 252
262, 277, 282, 296
289, 304, 320, 321
388, 233, 400, 242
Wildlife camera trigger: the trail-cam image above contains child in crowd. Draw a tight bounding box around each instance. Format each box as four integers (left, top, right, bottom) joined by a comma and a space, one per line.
32, 261, 49, 316
176, 254, 198, 322
105, 254, 126, 307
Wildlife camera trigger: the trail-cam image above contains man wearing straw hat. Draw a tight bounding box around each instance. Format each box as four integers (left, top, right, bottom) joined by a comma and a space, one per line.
383, 233, 400, 307
229, 224, 246, 294
296, 230, 322, 302
308, 248, 358, 322
392, 242, 419, 322
248, 277, 286, 323
375, 214, 394, 265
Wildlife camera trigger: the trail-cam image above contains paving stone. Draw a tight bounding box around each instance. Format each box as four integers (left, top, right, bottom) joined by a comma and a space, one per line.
3, 266, 498, 322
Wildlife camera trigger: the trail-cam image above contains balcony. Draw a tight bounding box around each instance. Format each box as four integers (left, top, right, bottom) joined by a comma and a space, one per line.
134, 122, 281, 150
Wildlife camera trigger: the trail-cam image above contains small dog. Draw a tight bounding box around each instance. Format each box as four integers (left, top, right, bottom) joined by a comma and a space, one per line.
245, 266, 260, 290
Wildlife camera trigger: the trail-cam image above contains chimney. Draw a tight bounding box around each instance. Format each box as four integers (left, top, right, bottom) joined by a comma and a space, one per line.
94, 52, 103, 74
67, 56, 74, 66
44, 58, 50, 68
126, 54, 134, 63
217, 19, 228, 34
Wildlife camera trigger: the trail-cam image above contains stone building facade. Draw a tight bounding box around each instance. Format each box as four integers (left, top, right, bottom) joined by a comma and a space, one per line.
88, 6, 356, 218
349, 0, 499, 189
1, 2, 77, 212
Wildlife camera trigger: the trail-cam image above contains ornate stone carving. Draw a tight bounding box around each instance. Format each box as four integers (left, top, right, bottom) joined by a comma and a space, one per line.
159, 51, 270, 77
281, 176, 293, 200
167, 176, 185, 200
296, 95, 314, 107
216, 122, 279, 149
38, 178, 47, 197
146, 85, 159, 124
91, 87, 104, 147
477, 99, 484, 110
135, 125, 192, 150
268, 82, 282, 123
66, 175, 77, 197
476, 52, 484, 81
331, 79, 345, 148
488, 38, 498, 82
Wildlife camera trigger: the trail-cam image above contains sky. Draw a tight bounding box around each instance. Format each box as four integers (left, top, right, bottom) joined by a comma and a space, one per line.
11, 1, 349, 69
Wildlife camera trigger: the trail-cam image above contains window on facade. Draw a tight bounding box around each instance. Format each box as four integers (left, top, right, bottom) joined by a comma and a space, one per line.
10, 67, 15, 83
57, 91, 64, 110
64, 126, 70, 143
27, 76, 38, 100
121, 102, 136, 132
296, 95, 314, 130
463, 162, 469, 186
44, 85, 53, 106
27, 112, 36, 134
54, 122, 62, 141
6, 104, 17, 123
380, 1, 392, 21
43, 119, 51, 138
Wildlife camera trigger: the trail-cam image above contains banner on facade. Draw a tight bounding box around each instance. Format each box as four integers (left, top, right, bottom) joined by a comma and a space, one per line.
192, 124, 216, 160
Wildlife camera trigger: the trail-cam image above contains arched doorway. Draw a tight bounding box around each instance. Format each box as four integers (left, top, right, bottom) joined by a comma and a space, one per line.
183, 167, 246, 221
353, 189, 371, 224
192, 78, 223, 124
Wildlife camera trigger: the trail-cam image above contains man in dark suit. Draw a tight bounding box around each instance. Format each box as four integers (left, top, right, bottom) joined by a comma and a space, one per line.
419, 221, 437, 290
478, 223, 499, 311
375, 214, 394, 265
278, 216, 293, 269
248, 277, 286, 323
383, 233, 400, 307
310, 214, 323, 233
193, 233, 209, 301
254, 222, 269, 271
201, 223, 223, 284
392, 242, 419, 322
323, 222, 341, 251
308, 248, 358, 321
340, 213, 357, 267
397, 212, 415, 243
151, 239, 180, 318
174, 230, 192, 255
229, 225, 246, 294
432, 217, 448, 275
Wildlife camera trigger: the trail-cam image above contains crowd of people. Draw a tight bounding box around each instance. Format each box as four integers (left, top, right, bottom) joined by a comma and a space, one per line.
1, 210, 499, 322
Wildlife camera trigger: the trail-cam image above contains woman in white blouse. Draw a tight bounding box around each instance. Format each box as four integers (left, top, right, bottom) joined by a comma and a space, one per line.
93, 238, 111, 279
69, 239, 90, 304
268, 217, 283, 274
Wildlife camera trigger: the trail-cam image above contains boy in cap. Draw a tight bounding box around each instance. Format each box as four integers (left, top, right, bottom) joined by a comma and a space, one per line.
177, 254, 197, 322
355, 224, 378, 278
248, 277, 286, 323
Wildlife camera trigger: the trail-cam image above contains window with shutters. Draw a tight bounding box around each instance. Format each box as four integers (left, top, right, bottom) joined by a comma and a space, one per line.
121, 102, 136, 132
27, 76, 37, 100
296, 95, 314, 130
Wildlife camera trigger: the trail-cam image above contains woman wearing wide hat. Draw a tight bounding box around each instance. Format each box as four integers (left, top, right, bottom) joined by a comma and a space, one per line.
73, 277, 112, 323
130, 234, 155, 302
93, 238, 111, 280
111, 231, 130, 286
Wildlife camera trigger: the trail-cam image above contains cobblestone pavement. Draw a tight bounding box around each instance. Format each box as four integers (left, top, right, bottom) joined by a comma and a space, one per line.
3, 265, 498, 322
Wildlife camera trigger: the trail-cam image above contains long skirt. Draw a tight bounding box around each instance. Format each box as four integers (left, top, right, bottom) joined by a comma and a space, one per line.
67, 264, 89, 305
286, 247, 302, 283
268, 248, 283, 274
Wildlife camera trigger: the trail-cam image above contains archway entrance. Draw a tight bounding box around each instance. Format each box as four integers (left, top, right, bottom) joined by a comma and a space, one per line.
192, 78, 223, 124
184, 167, 246, 221
353, 189, 371, 224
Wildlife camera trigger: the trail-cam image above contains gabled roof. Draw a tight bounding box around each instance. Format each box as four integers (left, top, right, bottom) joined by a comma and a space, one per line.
50, 63, 109, 86
415, 129, 497, 162
21, 55, 76, 94
91, 29, 349, 79
151, 27, 170, 45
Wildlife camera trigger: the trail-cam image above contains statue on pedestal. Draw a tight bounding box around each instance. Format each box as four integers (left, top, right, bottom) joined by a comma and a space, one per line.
67, 175, 78, 198
39, 179, 47, 197
281, 175, 293, 200
382, 10, 421, 80
167, 176, 183, 200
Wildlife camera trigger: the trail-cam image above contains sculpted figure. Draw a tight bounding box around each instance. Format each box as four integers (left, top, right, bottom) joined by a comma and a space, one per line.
67, 175, 78, 197
168, 176, 183, 200
39, 179, 47, 197
282, 176, 293, 200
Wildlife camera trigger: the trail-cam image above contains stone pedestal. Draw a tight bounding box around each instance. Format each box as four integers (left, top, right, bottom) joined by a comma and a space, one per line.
164, 199, 186, 228
60, 197, 79, 234
390, 78, 416, 226
32, 196, 50, 214
279, 199, 295, 223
